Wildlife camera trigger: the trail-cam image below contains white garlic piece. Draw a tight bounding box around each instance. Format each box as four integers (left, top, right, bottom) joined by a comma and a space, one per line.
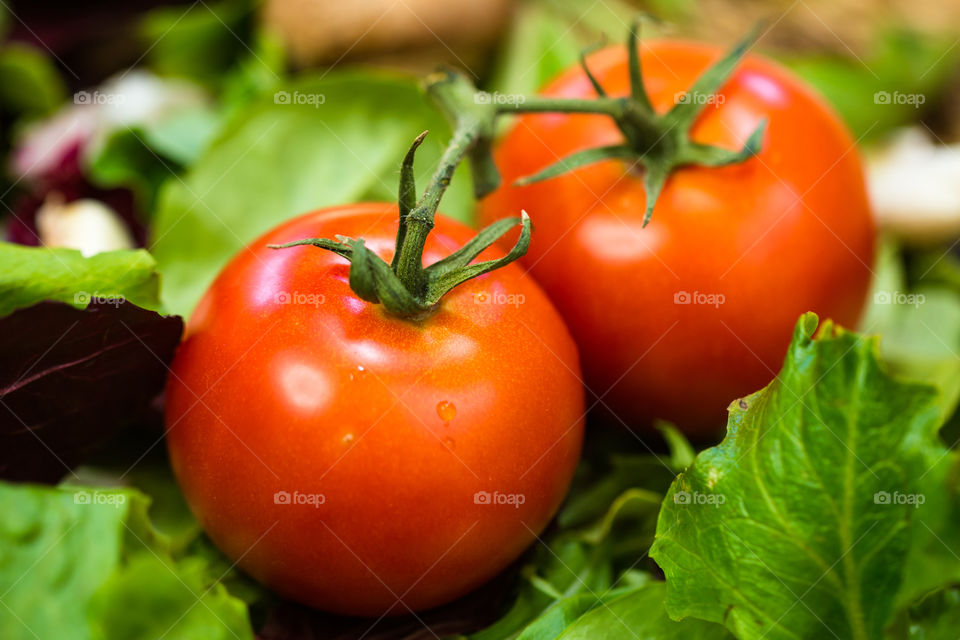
35, 197, 135, 257
867, 128, 960, 244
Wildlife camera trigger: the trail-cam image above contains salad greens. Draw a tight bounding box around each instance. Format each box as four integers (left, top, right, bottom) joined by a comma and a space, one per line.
0, 482, 253, 640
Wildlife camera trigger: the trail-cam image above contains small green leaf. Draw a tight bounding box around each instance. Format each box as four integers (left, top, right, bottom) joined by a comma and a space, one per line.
513, 590, 631, 640
89, 555, 252, 640
860, 239, 960, 418
891, 587, 960, 639
656, 421, 696, 471
0, 243, 162, 316
555, 582, 732, 640
0, 43, 66, 117
139, 0, 253, 86
484, 3, 586, 98
394, 130, 428, 270
425, 216, 522, 274
86, 127, 178, 213
559, 455, 677, 529
784, 30, 960, 140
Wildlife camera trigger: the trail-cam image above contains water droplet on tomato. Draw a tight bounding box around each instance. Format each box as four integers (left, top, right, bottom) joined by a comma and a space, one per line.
442, 436, 455, 449
342, 433, 355, 444
436, 400, 456, 422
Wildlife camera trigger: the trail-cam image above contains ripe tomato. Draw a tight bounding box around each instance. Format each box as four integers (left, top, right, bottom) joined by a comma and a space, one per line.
164, 203, 584, 616
480, 41, 874, 434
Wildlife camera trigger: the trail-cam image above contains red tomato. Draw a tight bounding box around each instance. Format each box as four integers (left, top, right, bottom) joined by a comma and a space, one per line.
165, 203, 584, 616
480, 41, 875, 435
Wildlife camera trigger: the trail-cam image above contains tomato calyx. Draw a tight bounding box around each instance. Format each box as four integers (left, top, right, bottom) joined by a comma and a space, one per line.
268, 130, 532, 321
502, 22, 768, 226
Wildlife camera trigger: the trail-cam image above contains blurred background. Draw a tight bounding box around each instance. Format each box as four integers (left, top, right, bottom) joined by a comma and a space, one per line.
4, 0, 960, 261
4, 0, 960, 255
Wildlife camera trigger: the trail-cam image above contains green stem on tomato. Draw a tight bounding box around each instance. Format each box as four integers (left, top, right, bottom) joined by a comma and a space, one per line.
392, 124, 474, 295
492, 19, 767, 225
268, 78, 530, 321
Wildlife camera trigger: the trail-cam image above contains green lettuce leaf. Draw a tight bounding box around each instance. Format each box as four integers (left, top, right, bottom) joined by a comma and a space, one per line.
0, 243, 162, 316
651, 313, 945, 640
86, 110, 221, 214
860, 239, 960, 417
784, 30, 960, 140
0, 482, 253, 640
138, 0, 256, 87
484, 2, 584, 97
552, 582, 731, 640
151, 70, 473, 317
463, 427, 698, 640
889, 587, 960, 639
88, 554, 251, 640
0, 43, 66, 118
892, 449, 960, 612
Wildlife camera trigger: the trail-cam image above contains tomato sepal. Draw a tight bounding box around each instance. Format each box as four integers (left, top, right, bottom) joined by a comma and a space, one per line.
511, 21, 769, 226
269, 130, 533, 320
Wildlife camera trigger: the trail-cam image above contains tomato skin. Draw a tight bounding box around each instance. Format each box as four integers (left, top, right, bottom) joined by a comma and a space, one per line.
165, 203, 584, 616
480, 41, 875, 434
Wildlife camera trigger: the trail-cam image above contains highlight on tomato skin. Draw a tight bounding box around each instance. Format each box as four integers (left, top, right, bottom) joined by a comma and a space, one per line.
481, 40, 876, 436
164, 204, 586, 616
